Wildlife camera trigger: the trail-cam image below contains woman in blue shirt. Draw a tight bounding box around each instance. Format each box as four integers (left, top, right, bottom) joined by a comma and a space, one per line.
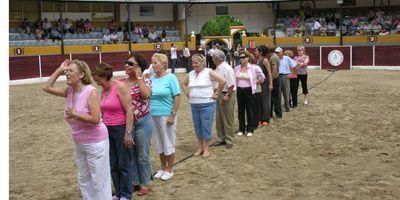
149, 53, 181, 181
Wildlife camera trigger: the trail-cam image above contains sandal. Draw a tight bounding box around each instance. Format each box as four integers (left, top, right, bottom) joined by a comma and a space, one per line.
137, 186, 150, 196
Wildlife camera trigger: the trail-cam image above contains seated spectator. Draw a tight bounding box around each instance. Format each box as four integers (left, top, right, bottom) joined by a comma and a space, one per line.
390, 16, 399, 32
379, 27, 389, 35
129, 31, 139, 43
35, 19, 43, 30
84, 19, 92, 33
286, 27, 294, 37
110, 32, 118, 44
355, 26, 363, 36
320, 22, 328, 36
396, 23, 400, 34
108, 19, 117, 33
312, 20, 321, 36
161, 30, 167, 40
64, 18, 74, 34
148, 29, 159, 42
21, 18, 31, 34
76, 18, 85, 34
371, 21, 382, 35
290, 18, 298, 29
43, 18, 52, 37
362, 22, 372, 35
117, 27, 124, 44
142, 26, 149, 38
134, 24, 142, 37
35, 26, 45, 41
327, 21, 337, 36
351, 16, 359, 26
347, 22, 357, 36
103, 33, 112, 44
50, 27, 61, 42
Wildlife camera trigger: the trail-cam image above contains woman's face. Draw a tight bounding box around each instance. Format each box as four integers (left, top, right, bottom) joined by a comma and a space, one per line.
255, 49, 261, 57
297, 48, 304, 56
152, 56, 165, 73
239, 54, 249, 65
125, 57, 140, 77
93, 75, 107, 87
191, 58, 205, 73
65, 63, 82, 86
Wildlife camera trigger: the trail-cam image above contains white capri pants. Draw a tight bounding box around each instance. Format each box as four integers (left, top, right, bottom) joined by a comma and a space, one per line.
74, 139, 112, 200
152, 116, 177, 155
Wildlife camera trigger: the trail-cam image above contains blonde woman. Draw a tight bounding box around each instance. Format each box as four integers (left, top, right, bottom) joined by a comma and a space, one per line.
294, 46, 310, 105
42, 59, 111, 200
181, 54, 226, 157
150, 53, 181, 181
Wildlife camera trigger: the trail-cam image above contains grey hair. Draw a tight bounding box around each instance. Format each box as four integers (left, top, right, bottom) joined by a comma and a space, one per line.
212, 49, 226, 61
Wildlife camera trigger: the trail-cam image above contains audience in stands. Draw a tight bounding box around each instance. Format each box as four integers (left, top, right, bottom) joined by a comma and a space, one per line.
84, 19, 93, 33
50, 27, 61, 42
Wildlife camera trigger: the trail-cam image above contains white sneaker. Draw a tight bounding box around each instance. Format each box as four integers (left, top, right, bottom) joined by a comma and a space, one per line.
161, 171, 174, 181
237, 132, 243, 136
154, 170, 165, 179
112, 195, 119, 200
247, 132, 253, 137
304, 100, 308, 105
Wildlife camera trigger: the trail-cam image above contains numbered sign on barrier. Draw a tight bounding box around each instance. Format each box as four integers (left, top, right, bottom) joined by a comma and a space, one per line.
14, 48, 24, 56
92, 46, 102, 52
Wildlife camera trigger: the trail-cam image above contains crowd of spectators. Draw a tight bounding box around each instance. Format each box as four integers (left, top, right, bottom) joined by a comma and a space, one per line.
277, 6, 400, 37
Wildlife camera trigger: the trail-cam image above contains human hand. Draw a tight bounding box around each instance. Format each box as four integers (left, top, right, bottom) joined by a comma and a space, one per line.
211, 93, 219, 100
134, 66, 143, 79
58, 59, 70, 74
123, 133, 135, 148
269, 85, 273, 92
65, 107, 78, 119
166, 115, 175, 126
222, 94, 230, 101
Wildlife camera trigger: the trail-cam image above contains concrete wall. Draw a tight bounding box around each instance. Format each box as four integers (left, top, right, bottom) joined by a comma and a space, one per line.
279, 0, 400, 10
119, 4, 173, 22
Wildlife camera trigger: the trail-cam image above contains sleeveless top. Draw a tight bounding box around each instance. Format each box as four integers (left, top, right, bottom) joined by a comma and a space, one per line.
100, 81, 126, 126
120, 77, 152, 120
188, 68, 214, 104
65, 85, 108, 144
258, 58, 270, 86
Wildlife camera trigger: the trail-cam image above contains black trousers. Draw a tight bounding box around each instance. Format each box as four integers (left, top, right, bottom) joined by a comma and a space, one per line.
290, 74, 308, 107
254, 91, 262, 127
171, 58, 178, 73
270, 78, 282, 118
183, 56, 191, 73
290, 77, 298, 107
259, 83, 271, 123
237, 87, 256, 133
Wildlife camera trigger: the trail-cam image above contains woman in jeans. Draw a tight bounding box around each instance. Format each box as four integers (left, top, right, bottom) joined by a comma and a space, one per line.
120, 53, 153, 196
181, 54, 226, 157
92, 62, 134, 200
43, 59, 112, 200
234, 51, 265, 137
293, 46, 310, 105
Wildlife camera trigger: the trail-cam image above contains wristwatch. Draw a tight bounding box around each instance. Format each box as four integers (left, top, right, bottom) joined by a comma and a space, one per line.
126, 131, 132, 134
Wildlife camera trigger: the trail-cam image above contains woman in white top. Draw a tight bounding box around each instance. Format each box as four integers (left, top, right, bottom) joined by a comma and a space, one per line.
182, 54, 226, 157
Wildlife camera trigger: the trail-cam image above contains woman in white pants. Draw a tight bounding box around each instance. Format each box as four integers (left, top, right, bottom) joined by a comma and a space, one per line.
43, 59, 111, 200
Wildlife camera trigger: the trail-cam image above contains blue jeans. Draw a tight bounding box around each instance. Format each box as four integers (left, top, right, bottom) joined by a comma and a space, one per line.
191, 102, 216, 140
107, 124, 133, 199
131, 113, 153, 186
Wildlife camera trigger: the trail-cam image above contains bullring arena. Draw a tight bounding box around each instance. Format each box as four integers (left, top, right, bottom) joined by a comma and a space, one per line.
8, 0, 400, 199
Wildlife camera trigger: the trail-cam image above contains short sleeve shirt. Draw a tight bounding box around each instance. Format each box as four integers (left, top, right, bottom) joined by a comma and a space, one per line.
150, 73, 181, 116
279, 56, 297, 74
215, 62, 236, 92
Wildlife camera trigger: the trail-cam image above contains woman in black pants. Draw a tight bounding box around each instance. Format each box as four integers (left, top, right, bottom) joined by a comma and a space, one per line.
293, 46, 310, 105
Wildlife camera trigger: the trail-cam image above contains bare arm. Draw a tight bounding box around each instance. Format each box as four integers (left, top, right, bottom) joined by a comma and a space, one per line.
138, 79, 152, 99
181, 75, 190, 98
263, 58, 273, 89
66, 89, 101, 125
209, 70, 226, 99
42, 59, 69, 97
167, 94, 181, 125
117, 82, 135, 148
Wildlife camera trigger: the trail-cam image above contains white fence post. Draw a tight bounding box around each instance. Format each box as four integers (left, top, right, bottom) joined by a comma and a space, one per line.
373, 45, 375, 67
350, 46, 353, 70
319, 46, 322, 70
70, 53, 72, 60
39, 55, 42, 79
99, 52, 102, 63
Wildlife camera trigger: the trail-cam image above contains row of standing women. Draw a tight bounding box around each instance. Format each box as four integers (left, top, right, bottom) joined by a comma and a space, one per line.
42, 44, 309, 200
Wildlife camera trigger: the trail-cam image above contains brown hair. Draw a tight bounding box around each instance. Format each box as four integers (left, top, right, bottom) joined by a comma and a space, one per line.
266, 43, 276, 53
240, 50, 257, 64
92, 62, 113, 81
68, 60, 93, 84
284, 50, 294, 58
127, 53, 148, 73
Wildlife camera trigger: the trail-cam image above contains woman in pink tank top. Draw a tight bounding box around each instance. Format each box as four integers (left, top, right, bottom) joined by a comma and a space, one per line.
42, 59, 112, 200
92, 62, 134, 200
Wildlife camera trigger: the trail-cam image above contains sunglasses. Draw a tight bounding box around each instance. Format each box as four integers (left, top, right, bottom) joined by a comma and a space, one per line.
240, 56, 247, 59
125, 60, 137, 67
298, 49, 303, 52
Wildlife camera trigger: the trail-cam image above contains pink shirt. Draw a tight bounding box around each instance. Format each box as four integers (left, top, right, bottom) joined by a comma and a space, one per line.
100, 81, 126, 126
294, 55, 309, 75
234, 64, 265, 94
120, 78, 151, 121
65, 85, 108, 144
236, 71, 252, 88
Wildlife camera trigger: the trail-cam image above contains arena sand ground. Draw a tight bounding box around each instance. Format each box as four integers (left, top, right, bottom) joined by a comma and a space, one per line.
10, 69, 400, 200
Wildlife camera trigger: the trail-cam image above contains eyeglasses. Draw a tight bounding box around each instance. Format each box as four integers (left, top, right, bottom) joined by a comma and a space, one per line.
125, 60, 137, 67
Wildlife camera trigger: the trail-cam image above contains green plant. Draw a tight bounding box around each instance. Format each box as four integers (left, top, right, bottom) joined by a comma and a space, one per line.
200, 15, 243, 37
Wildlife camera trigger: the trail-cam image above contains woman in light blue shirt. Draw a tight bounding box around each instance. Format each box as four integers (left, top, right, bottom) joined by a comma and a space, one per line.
149, 53, 181, 181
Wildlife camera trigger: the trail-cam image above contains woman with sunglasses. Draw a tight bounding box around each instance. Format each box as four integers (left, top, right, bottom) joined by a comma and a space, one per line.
234, 51, 265, 137
181, 54, 226, 157
120, 54, 153, 196
293, 46, 310, 106
92, 62, 134, 200
43, 59, 112, 200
